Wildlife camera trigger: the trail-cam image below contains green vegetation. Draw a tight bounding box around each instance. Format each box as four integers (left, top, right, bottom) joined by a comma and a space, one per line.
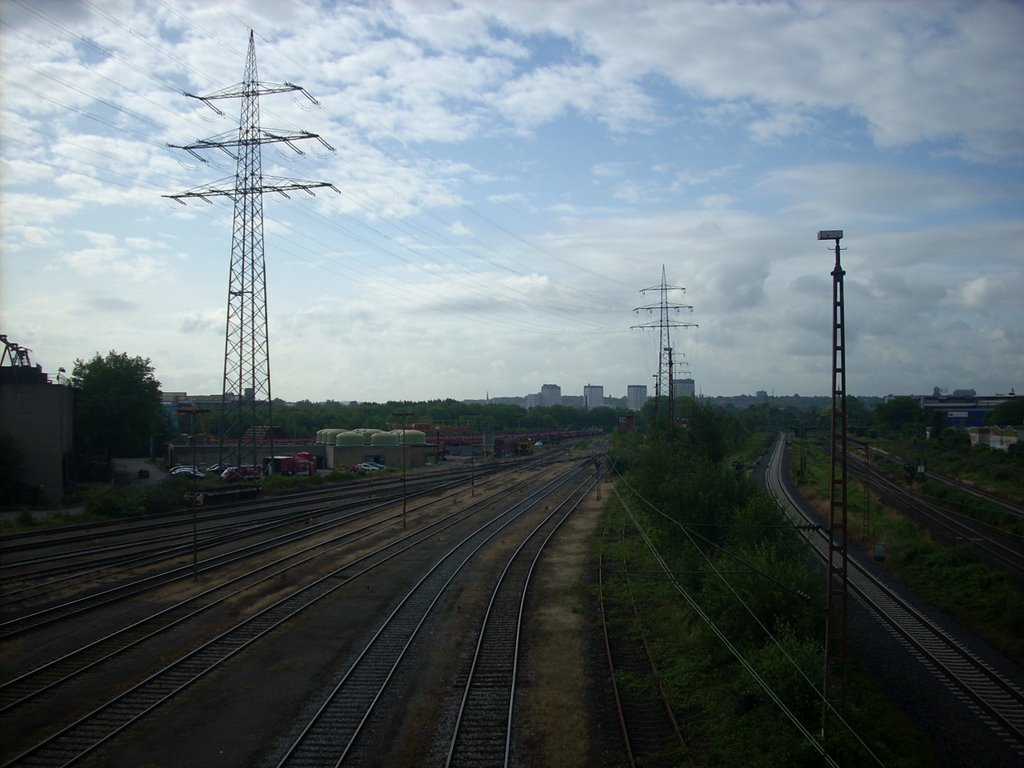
72, 351, 170, 480
260, 468, 361, 493
795, 439, 1024, 663
604, 402, 940, 766
870, 434, 1024, 503
254, 398, 632, 439
987, 397, 1024, 427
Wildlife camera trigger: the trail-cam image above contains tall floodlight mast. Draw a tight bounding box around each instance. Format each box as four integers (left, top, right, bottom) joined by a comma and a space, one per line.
632, 265, 697, 423
166, 31, 336, 472
818, 229, 849, 742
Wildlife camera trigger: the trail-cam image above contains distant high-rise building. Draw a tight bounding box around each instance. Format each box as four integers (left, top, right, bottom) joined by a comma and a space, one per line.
673, 378, 695, 397
583, 384, 604, 410
540, 383, 562, 407
526, 393, 542, 409
627, 384, 648, 411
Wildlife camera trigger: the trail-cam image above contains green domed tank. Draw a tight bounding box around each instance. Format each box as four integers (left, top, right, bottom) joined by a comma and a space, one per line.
392, 429, 426, 445
335, 431, 365, 446
320, 428, 344, 444
370, 431, 399, 446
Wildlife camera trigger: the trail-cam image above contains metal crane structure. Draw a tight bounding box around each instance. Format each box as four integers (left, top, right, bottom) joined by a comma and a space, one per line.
166, 31, 336, 472
0, 334, 33, 368
818, 229, 849, 741
632, 265, 697, 427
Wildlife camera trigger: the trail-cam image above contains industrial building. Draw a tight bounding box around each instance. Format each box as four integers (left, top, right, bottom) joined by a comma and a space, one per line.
317, 428, 437, 471
0, 353, 74, 506
918, 391, 1016, 429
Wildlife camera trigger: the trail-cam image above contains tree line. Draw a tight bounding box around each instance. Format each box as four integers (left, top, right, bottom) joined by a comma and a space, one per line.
61, 349, 1024, 482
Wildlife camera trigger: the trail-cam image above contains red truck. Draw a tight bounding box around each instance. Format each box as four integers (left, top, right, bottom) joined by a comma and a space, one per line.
268, 451, 317, 476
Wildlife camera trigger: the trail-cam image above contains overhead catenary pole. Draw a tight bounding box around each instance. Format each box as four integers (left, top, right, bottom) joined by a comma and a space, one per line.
463, 412, 480, 496
177, 404, 209, 579
166, 31, 337, 473
393, 411, 415, 529
818, 228, 849, 742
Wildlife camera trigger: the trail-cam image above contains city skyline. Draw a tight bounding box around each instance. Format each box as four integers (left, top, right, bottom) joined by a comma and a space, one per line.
2, 1, 1021, 402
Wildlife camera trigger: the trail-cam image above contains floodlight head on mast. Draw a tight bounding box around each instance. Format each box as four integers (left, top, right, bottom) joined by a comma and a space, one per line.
817, 230, 843, 241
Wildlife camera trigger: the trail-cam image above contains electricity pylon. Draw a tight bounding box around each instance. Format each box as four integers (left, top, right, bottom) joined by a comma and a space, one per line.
632, 265, 697, 423
166, 30, 336, 473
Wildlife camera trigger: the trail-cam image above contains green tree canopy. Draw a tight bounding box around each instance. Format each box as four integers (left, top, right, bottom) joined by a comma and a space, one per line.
987, 397, 1024, 426
872, 396, 926, 435
72, 351, 168, 460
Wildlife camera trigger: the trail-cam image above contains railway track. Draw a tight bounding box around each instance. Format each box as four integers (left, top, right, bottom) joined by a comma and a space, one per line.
598, 546, 685, 767
767, 434, 1024, 759
443, 472, 596, 768
271, 461, 592, 767
0, 458, 591, 767
0, 462, 533, 636
849, 438, 1024, 521
838, 443, 1024, 576
0, 462, 508, 585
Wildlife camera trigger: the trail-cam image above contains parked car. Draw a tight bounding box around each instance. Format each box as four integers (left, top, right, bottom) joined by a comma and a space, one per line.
171, 467, 206, 480
219, 465, 262, 482
350, 462, 383, 473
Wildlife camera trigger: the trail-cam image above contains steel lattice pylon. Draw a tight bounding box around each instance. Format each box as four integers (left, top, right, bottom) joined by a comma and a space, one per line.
222, 34, 271, 472
167, 31, 336, 472
632, 265, 697, 428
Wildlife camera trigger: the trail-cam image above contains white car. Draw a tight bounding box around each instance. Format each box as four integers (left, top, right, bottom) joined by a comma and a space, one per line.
171, 467, 206, 479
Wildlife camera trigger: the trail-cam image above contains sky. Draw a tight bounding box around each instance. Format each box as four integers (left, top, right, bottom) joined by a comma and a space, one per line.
1, 0, 1022, 404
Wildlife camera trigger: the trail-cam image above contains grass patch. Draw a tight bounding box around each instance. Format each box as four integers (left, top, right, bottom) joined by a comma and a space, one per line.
792, 440, 1024, 664
599, 498, 939, 767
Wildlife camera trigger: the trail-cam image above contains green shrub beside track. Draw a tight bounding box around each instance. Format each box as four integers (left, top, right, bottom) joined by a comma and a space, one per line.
603, 414, 940, 766
794, 440, 1024, 664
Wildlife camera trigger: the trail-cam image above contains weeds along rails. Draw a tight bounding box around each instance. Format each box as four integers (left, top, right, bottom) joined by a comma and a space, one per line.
766, 435, 1024, 758
598, 543, 686, 768
810, 438, 1024, 577
0, 457, 594, 768
0, 455, 547, 619
848, 437, 1024, 521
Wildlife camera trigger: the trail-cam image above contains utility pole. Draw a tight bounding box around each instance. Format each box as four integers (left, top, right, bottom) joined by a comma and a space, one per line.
166, 31, 337, 473
463, 412, 480, 496
632, 265, 697, 424
177, 404, 208, 579
393, 411, 414, 529
819, 229, 848, 742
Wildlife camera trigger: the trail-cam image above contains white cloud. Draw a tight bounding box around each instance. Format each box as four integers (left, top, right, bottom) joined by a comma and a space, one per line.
0, 0, 1020, 401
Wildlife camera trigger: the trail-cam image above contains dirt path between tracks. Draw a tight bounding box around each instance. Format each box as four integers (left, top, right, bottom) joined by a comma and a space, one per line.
516, 477, 620, 767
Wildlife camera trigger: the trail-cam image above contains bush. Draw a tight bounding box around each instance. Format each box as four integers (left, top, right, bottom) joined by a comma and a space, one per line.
85, 487, 145, 518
